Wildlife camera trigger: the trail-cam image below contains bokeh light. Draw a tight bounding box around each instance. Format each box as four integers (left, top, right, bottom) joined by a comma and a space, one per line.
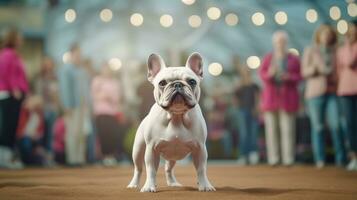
337, 19, 348, 34
225, 13, 239, 26
208, 62, 223, 76
306, 9, 318, 23
130, 13, 144, 26
347, 3, 357, 17
100, 9, 113, 22
62, 52, 71, 63
108, 58, 122, 71
188, 15, 202, 28
207, 7, 221, 20
329, 6, 341, 20
181, 0, 195, 5
275, 11, 288, 25
246, 56, 261, 69
289, 48, 299, 56
160, 14, 173, 28
64, 9, 76, 23
251, 12, 265, 26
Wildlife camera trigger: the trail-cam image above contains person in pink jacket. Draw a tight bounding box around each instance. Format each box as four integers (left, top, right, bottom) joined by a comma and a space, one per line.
91, 63, 122, 166
0, 28, 29, 169
259, 31, 301, 166
337, 20, 357, 171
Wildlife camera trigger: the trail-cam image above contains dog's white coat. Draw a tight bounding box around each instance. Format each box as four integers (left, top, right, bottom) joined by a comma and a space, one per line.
127, 53, 215, 192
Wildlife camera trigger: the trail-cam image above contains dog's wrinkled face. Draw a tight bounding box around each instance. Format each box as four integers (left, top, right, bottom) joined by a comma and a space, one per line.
147, 53, 203, 114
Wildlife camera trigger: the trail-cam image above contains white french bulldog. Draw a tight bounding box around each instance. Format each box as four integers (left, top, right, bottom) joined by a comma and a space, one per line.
127, 53, 215, 192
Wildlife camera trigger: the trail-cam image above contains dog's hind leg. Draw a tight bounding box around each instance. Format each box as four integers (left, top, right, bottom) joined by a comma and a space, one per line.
165, 160, 182, 187
127, 125, 146, 189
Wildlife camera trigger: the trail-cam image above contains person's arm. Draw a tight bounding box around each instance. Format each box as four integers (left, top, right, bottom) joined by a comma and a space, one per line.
301, 47, 317, 78
282, 55, 302, 83
57, 67, 73, 111
4, 54, 22, 99
259, 54, 275, 82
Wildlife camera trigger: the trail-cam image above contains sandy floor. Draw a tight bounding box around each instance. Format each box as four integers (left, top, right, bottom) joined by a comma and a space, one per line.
0, 164, 357, 200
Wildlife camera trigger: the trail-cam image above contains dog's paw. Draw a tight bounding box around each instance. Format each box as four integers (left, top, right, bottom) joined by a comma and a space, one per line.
140, 184, 157, 192
167, 181, 183, 187
198, 182, 216, 192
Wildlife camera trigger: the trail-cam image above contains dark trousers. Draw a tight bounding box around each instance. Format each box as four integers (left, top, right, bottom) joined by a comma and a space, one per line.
340, 95, 357, 153
95, 114, 123, 157
0, 96, 23, 149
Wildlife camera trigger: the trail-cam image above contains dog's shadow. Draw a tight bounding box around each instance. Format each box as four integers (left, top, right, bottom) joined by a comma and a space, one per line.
159, 186, 344, 196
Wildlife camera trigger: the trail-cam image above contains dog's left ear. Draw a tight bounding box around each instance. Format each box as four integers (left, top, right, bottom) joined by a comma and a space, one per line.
186, 52, 203, 79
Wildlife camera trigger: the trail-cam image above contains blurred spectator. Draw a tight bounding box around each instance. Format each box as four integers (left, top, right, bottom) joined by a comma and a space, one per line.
33, 56, 59, 165
336, 21, 357, 171
58, 44, 91, 165
259, 31, 301, 166
91, 63, 122, 166
0, 28, 28, 169
302, 24, 345, 168
137, 64, 155, 121
53, 114, 66, 164
16, 95, 46, 165
235, 65, 260, 165
207, 94, 232, 158
81, 58, 96, 164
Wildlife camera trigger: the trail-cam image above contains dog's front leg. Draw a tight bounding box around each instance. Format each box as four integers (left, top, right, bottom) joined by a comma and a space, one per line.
192, 144, 215, 192
140, 145, 160, 192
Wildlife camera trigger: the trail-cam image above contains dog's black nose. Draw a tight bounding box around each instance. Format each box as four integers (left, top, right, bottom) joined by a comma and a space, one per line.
174, 82, 183, 90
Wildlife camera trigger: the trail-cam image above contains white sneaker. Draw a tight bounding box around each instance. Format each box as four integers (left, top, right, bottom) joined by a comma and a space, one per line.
236, 156, 247, 166
347, 159, 357, 171
102, 157, 117, 167
0, 146, 23, 169
248, 152, 260, 165
316, 161, 325, 169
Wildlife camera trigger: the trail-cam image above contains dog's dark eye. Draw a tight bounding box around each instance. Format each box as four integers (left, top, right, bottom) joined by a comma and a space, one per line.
159, 80, 167, 87
188, 79, 197, 86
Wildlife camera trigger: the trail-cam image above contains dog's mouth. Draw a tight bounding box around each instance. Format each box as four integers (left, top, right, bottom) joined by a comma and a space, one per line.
162, 91, 195, 111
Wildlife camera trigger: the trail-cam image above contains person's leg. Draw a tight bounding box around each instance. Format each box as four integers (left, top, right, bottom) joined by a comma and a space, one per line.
237, 109, 248, 160
351, 96, 357, 155
1, 97, 23, 149
341, 95, 357, 170
264, 111, 279, 165
43, 110, 57, 153
17, 137, 33, 164
306, 96, 326, 166
248, 110, 260, 164
279, 110, 296, 166
221, 131, 232, 158
76, 107, 87, 164
65, 110, 77, 165
326, 95, 346, 166
0, 98, 11, 147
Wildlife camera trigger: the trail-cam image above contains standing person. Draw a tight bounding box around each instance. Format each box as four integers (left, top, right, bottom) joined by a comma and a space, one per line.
235, 65, 260, 165
0, 28, 29, 169
58, 44, 89, 165
33, 57, 60, 166
91, 63, 122, 166
81, 58, 96, 164
336, 21, 357, 171
259, 31, 301, 166
302, 24, 345, 168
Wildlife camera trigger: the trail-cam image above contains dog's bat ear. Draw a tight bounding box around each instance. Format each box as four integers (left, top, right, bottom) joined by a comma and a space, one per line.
147, 53, 166, 82
186, 52, 203, 79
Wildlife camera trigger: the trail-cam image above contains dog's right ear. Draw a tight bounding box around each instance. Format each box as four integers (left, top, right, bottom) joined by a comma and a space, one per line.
147, 53, 166, 82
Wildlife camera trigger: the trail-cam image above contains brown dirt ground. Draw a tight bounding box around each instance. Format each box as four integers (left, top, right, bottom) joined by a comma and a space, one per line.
0, 164, 357, 200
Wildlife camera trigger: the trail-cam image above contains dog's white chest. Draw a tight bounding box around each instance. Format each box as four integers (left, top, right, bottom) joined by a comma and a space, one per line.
156, 138, 194, 160
155, 128, 198, 161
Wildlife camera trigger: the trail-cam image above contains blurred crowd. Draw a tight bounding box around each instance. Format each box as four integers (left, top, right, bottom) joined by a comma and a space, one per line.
0, 20, 356, 171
